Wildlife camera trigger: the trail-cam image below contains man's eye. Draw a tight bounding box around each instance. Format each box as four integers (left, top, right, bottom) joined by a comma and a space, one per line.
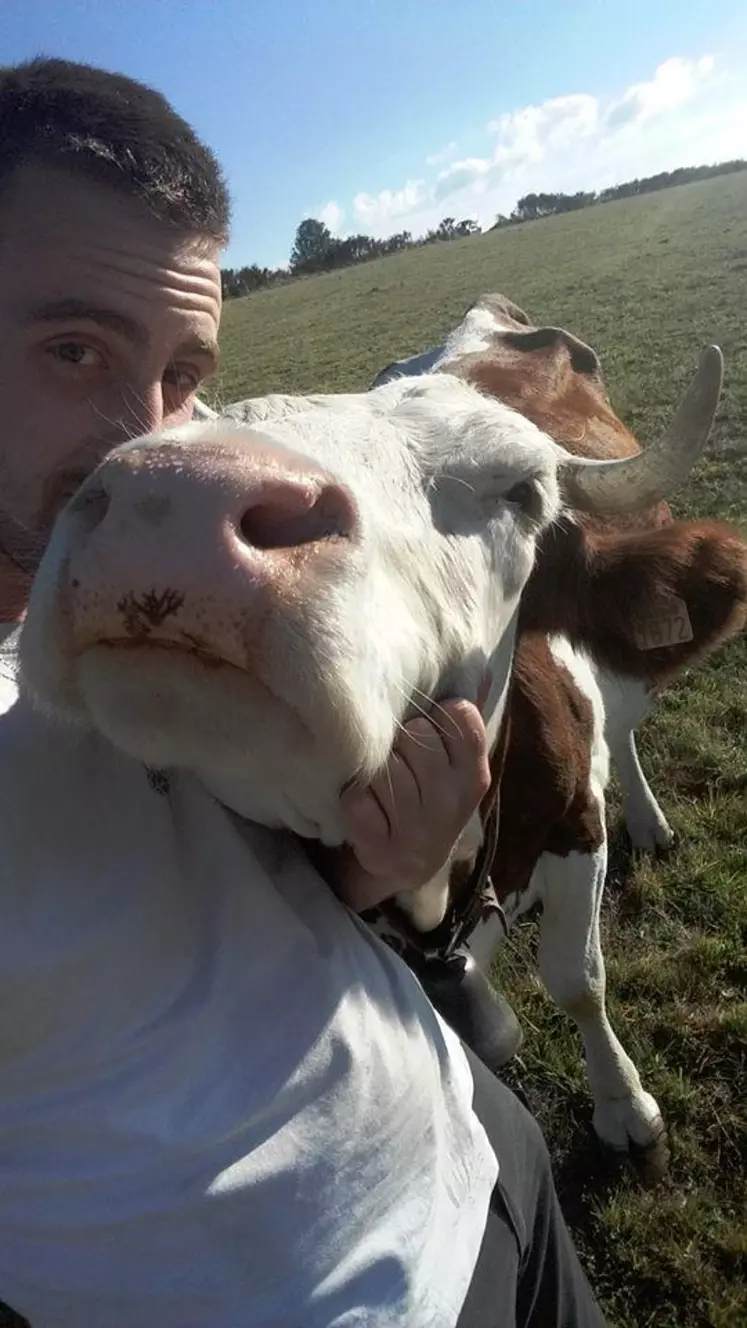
49, 342, 103, 368
164, 364, 200, 392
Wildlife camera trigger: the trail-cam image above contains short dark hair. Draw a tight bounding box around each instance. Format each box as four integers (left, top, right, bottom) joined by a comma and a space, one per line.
0, 57, 230, 245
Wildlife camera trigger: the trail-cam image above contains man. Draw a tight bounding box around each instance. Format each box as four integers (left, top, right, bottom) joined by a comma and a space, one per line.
0, 58, 605, 1327
0, 51, 520, 1064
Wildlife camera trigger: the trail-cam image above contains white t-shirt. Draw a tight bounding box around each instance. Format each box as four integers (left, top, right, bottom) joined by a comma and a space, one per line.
0, 634, 497, 1328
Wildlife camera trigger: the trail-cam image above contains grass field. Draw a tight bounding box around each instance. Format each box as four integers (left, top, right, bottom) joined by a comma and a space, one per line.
213, 173, 747, 1328
1, 174, 743, 1328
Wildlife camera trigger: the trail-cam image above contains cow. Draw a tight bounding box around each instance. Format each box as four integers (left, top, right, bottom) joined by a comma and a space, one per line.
17, 345, 736, 1167
373, 293, 747, 856
363, 295, 747, 1155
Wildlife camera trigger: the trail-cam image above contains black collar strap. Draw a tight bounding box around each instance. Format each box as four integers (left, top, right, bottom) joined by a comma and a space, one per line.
375, 788, 508, 961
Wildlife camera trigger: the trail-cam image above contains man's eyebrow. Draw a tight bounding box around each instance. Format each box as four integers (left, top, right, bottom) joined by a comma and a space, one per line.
173, 333, 221, 370
25, 299, 220, 369
25, 299, 150, 348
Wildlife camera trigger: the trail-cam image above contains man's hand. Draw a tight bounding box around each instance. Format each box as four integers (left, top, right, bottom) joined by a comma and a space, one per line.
336, 692, 492, 914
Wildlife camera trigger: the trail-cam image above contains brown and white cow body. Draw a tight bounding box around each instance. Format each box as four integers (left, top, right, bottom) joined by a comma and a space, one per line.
17, 328, 742, 1159
370, 295, 747, 1150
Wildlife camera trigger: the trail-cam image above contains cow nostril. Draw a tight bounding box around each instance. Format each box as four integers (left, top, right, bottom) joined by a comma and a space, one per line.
239, 480, 356, 550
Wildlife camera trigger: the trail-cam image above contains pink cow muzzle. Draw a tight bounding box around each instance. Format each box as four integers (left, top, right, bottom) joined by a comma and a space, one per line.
63, 431, 358, 674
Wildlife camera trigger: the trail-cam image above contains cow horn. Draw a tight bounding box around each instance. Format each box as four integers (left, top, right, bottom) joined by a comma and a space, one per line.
559, 345, 724, 514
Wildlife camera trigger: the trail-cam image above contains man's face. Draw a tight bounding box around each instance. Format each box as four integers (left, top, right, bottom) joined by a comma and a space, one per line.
0, 163, 222, 552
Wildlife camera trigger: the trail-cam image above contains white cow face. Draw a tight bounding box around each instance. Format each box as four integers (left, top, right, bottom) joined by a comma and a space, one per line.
20, 374, 560, 841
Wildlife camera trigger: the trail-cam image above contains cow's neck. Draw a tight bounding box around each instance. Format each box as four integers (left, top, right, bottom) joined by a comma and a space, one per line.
440, 605, 518, 865
375, 344, 444, 385
483, 608, 519, 756
446, 608, 518, 892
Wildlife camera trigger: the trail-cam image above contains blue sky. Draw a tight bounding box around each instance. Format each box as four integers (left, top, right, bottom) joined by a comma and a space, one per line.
5, 0, 747, 269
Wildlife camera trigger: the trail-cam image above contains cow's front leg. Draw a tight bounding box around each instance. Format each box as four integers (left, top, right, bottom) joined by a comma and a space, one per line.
535, 839, 665, 1152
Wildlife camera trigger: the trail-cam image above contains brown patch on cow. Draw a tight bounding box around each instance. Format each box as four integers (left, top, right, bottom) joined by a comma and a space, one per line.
448, 331, 640, 462
520, 519, 747, 686
489, 633, 605, 900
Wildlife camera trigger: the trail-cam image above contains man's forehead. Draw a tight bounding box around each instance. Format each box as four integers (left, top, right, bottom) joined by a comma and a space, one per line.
0, 163, 222, 329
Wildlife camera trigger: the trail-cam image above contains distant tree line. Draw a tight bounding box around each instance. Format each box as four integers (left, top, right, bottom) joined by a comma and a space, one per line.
221, 215, 482, 298
492, 159, 747, 227
221, 264, 288, 299
221, 158, 746, 300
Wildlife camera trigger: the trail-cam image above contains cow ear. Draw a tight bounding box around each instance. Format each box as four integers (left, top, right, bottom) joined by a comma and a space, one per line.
445, 321, 611, 451
499, 326, 603, 380
468, 292, 533, 329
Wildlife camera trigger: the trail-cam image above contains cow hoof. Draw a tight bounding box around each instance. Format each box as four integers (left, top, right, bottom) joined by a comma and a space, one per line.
626, 815, 675, 855
592, 1090, 665, 1155
412, 949, 524, 1072
632, 1130, 671, 1185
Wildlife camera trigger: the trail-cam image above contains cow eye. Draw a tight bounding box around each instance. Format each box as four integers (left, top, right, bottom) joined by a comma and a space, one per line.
505, 478, 540, 518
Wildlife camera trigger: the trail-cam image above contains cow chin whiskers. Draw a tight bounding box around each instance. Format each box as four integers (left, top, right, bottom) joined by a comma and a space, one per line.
394, 679, 458, 740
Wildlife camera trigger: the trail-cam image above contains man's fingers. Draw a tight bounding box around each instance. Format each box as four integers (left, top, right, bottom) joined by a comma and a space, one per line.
422, 699, 491, 800
339, 695, 492, 894
393, 717, 451, 797
342, 759, 420, 875
341, 783, 389, 841
362, 753, 422, 834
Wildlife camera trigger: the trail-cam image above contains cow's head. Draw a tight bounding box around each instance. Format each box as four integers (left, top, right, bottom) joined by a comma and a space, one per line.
374, 295, 627, 456
18, 367, 720, 845
376, 293, 724, 518
439, 294, 639, 462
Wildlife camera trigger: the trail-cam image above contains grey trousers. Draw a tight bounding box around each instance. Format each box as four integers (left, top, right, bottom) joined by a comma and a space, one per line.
458, 1046, 607, 1328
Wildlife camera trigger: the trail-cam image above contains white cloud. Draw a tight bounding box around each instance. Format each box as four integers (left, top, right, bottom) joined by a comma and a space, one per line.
315, 200, 345, 234
483, 93, 599, 189
335, 54, 744, 240
605, 55, 715, 129
489, 92, 598, 153
352, 179, 428, 230
426, 140, 458, 166
434, 157, 491, 202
